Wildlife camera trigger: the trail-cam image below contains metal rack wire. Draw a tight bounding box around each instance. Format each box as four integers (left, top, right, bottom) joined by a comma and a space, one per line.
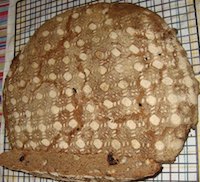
1, 0, 200, 181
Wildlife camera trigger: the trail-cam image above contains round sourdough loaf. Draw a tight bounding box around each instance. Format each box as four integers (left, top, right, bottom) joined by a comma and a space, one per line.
0, 2, 199, 181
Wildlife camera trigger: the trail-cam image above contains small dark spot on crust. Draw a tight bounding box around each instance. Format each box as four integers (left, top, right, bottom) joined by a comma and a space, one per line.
72, 88, 77, 94
76, 128, 80, 131
172, 28, 178, 35
107, 152, 119, 165
19, 154, 25, 162
139, 103, 142, 107
158, 53, 161, 56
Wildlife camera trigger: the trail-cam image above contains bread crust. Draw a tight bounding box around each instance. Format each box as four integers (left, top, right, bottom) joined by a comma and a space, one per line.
0, 2, 199, 181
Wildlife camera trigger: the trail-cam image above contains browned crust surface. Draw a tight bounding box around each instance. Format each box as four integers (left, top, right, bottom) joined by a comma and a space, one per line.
0, 2, 199, 181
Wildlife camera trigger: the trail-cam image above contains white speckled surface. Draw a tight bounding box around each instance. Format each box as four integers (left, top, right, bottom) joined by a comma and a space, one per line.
0, 0, 200, 181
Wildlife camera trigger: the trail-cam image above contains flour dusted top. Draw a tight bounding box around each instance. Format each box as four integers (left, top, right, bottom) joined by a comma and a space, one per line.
2, 3, 199, 181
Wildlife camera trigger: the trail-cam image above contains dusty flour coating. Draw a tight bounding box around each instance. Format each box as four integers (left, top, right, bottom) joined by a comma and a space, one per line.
0, 2, 199, 181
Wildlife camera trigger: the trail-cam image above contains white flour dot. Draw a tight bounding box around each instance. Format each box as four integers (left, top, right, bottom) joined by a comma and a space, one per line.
13, 112, 19, 118
182, 76, 193, 87
62, 56, 70, 64
93, 139, 103, 149
162, 77, 173, 85
57, 28, 64, 35
72, 13, 79, 19
10, 98, 16, 105
77, 39, 85, 47
167, 94, 178, 104
53, 122, 62, 131
103, 100, 113, 109
99, 66, 107, 75
86, 104, 95, 113
86, 8, 92, 15
18, 80, 26, 87
109, 32, 118, 39
131, 139, 141, 149
16, 140, 23, 148
48, 58, 56, 65
49, 90, 57, 98
83, 85, 92, 94
145, 30, 155, 40
79, 53, 87, 61
26, 125, 32, 133
66, 103, 75, 112
75, 26, 82, 33
84, 68, 90, 76
146, 95, 157, 106
18, 66, 24, 72
95, 51, 105, 59
126, 120, 136, 130
121, 97, 132, 107
56, 16, 63, 22
171, 113, 181, 126
30, 141, 37, 149
108, 121, 118, 129
15, 125, 21, 132
134, 62, 144, 72
19, 54, 24, 60
149, 114, 160, 126
8, 84, 14, 92
51, 105, 59, 114
129, 44, 140, 54
148, 43, 162, 55
111, 139, 121, 150
78, 72, 85, 79
59, 141, 68, 149
118, 80, 128, 89
49, 73, 57, 80
69, 119, 78, 128
63, 72, 72, 81
100, 82, 109, 92
155, 141, 165, 151
140, 79, 151, 88
152, 60, 163, 69
92, 36, 100, 43
36, 93, 43, 100
22, 96, 29, 103
105, 18, 113, 25
44, 43, 51, 51
41, 139, 50, 147
111, 48, 121, 57
76, 139, 85, 148
39, 124, 46, 132
90, 121, 99, 131
126, 27, 135, 35
42, 30, 49, 37
25, 110, 31, 118
64, 41, 70, 49
31, 62, 39, 68
33, 77, 40, 84
89, 23, 97, 30
115, 64, 124, 73
65, 88, 73, 97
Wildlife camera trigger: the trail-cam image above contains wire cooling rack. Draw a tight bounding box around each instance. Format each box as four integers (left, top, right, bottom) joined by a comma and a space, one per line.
1, 0, 200, 181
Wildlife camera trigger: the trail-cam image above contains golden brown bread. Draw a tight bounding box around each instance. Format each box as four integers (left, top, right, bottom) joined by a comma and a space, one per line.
0, 2, 199, 181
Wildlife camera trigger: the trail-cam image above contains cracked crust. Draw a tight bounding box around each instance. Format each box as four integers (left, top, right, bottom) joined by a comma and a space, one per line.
0, 2, 199, 181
